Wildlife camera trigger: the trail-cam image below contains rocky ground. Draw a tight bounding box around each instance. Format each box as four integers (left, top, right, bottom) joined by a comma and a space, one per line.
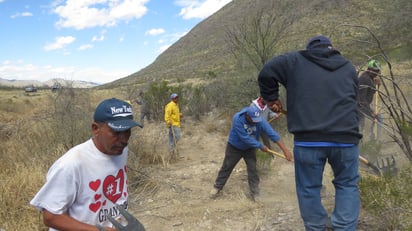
125, 118, 377, 231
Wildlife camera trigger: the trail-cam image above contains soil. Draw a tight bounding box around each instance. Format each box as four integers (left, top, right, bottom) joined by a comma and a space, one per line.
127, 118, 375, 231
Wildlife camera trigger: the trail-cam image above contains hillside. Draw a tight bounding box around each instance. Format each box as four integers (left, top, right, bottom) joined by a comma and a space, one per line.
101, 0, 412, 89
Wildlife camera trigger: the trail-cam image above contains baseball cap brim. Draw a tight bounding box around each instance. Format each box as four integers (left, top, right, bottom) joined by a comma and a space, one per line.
107, 119, 143, 131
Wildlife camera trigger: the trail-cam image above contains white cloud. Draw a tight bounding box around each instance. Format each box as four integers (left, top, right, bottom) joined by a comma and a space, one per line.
92, 30, 106, 42
53, 0, 150, 30
44, 36, 76, 51
145, 28, 165, 36
78, 44, 93, 50
176, 0, 232, 19
0, 60, 128, 84
92, 35, 105, 42
158, 44, 171, 53
0, 61, 71, 81
70, 67, 129, 83
169, 31, 188, 41
10, 12, 33, 18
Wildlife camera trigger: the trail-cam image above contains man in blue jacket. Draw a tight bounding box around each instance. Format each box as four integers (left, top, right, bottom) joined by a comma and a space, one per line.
258, 35, 362, 231
209, 106, 292, 201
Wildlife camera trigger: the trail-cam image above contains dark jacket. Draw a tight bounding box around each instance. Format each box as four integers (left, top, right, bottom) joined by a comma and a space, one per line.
258, 48, 362, 144
358, 71, 376, 116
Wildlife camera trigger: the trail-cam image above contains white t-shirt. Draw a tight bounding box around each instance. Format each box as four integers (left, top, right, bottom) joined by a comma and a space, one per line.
30, 139, 129, 230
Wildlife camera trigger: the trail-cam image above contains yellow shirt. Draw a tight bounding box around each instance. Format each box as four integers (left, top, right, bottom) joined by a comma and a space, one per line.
164, 101, 181, 127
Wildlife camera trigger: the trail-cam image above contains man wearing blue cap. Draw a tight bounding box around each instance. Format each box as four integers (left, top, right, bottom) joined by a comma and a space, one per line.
30, 98, 143, 231
258, 35, 362, 230
209, 106, 292, 201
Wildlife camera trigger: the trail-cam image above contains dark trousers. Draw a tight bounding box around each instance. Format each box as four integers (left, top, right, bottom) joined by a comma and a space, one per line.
260, 132, 271, 149
214, 143, 259, 195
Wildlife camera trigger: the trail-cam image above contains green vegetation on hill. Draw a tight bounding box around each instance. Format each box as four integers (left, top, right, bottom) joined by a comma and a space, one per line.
101, 0, 411, 89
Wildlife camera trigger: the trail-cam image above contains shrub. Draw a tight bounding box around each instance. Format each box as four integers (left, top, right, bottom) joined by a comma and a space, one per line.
359, 167, 412, 230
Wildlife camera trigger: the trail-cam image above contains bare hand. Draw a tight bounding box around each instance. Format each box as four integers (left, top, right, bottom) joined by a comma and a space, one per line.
267, 100, 283, 113
283, 150, 293, 162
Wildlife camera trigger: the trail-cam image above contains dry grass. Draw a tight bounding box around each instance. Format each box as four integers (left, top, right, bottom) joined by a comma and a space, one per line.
0, 88, 132, 230
0, 87, 182, 229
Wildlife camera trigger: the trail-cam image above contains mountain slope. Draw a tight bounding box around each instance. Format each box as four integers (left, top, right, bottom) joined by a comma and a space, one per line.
102, 0, 411, 89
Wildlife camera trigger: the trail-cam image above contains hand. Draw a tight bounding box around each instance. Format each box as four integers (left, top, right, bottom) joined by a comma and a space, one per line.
267, 100, 283, 113
96, 225, 117, 231
283, 149, 293, 162
374, 78, 381, 86
260, 145, 268, 153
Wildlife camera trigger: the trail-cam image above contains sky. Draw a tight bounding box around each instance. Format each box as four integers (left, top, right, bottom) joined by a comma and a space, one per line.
0, 0, 232, 84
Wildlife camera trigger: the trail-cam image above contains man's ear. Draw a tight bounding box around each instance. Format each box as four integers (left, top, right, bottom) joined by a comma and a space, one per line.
91, 122, 100, 135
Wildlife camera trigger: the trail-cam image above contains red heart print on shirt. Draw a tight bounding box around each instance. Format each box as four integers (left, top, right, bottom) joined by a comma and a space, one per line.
89, 180, 101, 192
89, 201, 101, 213
103, 169, 125, 203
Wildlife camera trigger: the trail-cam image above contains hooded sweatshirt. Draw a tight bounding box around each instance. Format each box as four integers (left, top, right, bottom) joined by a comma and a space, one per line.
258, 48, 361, 144
228, 107, 281, 150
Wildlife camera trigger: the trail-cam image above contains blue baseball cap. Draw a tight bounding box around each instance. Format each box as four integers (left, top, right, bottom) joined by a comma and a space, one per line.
246, 106, 262, 123
306, 35, 332, 50
170, 93, 178, 99
94, 98, 142, 131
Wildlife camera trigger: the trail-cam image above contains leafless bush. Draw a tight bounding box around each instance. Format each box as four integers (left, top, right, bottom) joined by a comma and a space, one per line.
331, 24, 412, 161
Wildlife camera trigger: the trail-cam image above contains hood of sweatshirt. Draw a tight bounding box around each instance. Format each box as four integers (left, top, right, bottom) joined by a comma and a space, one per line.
299, 48, 348, 71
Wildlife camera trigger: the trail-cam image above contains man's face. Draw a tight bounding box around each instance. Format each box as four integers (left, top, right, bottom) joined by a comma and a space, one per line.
92, 122, 131, 155
368, 69, 380, 78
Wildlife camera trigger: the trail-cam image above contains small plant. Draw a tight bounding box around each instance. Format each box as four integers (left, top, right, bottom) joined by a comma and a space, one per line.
359, 167, 412, 230
256, 149, 272, 172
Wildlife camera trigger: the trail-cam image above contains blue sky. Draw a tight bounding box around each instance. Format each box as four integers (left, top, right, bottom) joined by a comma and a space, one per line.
0, 0, 232, 84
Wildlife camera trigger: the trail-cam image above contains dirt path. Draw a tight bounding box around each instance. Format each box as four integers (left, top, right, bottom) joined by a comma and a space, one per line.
127, 119, 368, 231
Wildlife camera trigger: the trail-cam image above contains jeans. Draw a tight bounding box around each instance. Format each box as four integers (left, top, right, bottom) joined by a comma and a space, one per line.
168, 126, 180, 150
214, 143, 259, 195
294, 146, 360, 231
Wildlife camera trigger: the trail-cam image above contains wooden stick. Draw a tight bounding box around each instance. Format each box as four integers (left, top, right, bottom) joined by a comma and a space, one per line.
267, 149, 287, 159
268, 109, 287, 123
374, 85, 380, 137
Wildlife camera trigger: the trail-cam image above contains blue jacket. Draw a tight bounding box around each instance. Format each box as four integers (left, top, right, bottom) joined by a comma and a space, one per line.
228, 107, 281, 150
258, 48, 362, 144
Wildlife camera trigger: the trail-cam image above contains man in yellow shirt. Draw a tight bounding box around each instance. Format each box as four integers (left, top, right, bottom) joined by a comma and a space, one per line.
164, 93, 182, 152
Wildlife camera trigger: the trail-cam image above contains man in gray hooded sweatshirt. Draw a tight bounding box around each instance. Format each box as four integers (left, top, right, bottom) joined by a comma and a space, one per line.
258, 35, 362, 231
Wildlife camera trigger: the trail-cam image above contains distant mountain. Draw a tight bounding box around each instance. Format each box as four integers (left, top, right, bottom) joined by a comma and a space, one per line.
0, 78, 100, 88
100, 0, 411, 89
